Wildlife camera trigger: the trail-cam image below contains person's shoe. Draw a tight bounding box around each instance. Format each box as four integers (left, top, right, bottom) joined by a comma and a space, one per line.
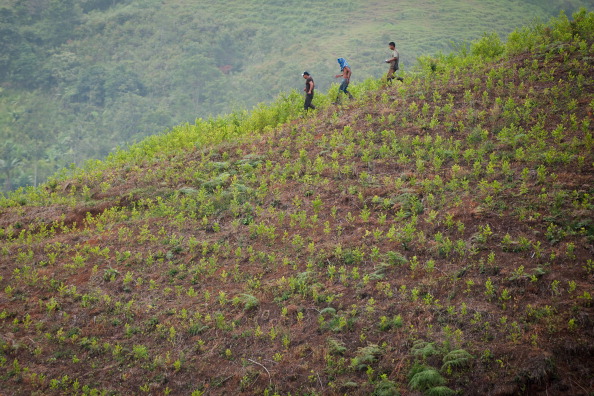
396, 77, 404, 82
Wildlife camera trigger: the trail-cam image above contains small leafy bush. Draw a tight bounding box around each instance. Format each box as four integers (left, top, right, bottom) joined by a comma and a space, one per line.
408, 364, 446, 391
373, 376, 400, 396
188, 322, 209, 336
470, 32, 505, 59
239, 293, 259, 311
350, 344, 381, 370
425, 386, 456, 396
411, 341, 439, 359
441, 349, 473, 372
327, 338, 347, 355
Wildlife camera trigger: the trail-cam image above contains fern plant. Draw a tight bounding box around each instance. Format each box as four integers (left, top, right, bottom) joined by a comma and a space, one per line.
408, 364, 446, 391
327, 338, 347, 355
411, 340, 439, 359
425, 385, 456, 396
350, 344, 381, 371
238, 293, 259, 311
373, 376, 400, 396
441, 349, 473, 372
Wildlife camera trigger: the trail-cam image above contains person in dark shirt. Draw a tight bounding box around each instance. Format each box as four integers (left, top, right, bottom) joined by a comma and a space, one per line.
302, 71, 316, 111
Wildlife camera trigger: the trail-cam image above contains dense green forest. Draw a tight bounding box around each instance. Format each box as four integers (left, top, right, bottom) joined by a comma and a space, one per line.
0, 0, 592, 192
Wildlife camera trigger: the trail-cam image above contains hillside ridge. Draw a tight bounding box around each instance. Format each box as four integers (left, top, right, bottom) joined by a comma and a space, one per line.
1, 11, 593, 396
2, 0, 593, 192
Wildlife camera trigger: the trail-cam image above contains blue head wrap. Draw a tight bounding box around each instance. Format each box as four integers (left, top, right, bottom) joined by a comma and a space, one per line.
337, 57, 349, 71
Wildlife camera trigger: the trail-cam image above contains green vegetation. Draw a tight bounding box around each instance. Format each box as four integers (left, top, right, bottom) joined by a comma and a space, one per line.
0, 9, 593, 395
1, 0, 592, 191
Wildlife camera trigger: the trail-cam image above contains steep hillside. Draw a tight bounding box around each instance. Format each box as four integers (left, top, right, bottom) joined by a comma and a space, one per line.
1, 10, 593, 396
1, 0, 593, 192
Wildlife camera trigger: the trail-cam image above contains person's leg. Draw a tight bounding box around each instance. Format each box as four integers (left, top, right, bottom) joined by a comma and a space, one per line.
335, 79, 348, 103
343, 80, 353, 99
304, 93, 315, 110
387, 67, 395, 83
304, 94, 311, 110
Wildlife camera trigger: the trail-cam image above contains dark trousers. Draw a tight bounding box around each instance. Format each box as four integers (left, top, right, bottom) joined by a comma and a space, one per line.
304, 93, 315, 110
336, 79, 353, 102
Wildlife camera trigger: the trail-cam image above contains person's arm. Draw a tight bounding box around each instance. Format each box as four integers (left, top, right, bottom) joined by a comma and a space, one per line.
386, 51, 398, 63
307, 80, 314, 94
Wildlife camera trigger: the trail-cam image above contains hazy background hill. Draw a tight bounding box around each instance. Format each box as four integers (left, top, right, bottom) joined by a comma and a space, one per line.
0, 0, 592, 192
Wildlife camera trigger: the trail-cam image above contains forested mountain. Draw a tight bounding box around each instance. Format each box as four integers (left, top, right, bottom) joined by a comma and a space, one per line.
0, 0, 592, 192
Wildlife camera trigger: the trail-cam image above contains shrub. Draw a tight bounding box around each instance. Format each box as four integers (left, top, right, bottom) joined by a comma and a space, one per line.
350, 344, 381, 370
132, 345, 149, 360
379, 315, 403, 331
408, 365, 446, 391
188, 322, 209, 336
425, 386, 456, 396
411, 341, 439, 359
386, 251, 407, 266
470, 33, 505, 59
239, 293, 259, 311
441, 349, 473, 372
327, 338, 347, 355
373, 376, 400, 396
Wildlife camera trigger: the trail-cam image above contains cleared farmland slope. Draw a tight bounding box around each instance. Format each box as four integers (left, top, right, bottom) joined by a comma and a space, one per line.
0, 10, 593, 396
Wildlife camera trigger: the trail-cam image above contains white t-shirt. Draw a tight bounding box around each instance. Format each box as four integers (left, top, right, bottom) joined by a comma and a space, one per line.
390, 49, 399, 69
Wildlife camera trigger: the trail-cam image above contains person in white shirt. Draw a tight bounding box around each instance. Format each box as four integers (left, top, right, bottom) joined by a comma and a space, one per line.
385, 41, 403, 83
